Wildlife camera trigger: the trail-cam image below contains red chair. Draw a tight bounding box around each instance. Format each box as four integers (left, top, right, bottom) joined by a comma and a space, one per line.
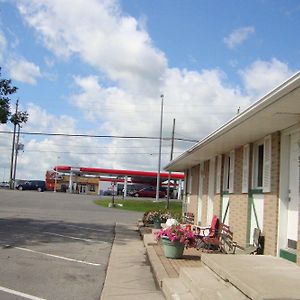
199, 223, 237, 254
193, 215, 219, 239
193, 215, 219, 249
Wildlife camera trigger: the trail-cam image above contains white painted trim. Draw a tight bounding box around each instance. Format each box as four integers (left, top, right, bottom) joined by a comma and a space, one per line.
250, 194, 264, 244
197, 163, 204, 225
207, 158, 215, 224
229, 150, 235, 193
278, 126, 300, 255
216, 154, 222, 193
187, 168, 192, 204
263, 135, 272, 193
278, 133, 290, 254
242, 144, 250, 193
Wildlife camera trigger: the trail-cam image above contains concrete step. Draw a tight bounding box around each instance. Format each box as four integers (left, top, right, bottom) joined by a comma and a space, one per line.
162, 277, 196, 300
201, 253, 300, 300
143, 233, 158, 246
180, 267, 247, 300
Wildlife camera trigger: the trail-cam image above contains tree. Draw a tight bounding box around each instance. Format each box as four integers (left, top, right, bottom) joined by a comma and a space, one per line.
10, 110, 29, 126
0, 67, 29, 188
0, 68, 18, 124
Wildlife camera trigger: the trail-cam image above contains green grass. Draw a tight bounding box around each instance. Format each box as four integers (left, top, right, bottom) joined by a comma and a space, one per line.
94, 198, 182, 215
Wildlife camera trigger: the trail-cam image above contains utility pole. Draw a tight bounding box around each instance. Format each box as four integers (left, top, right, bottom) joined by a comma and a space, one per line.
9, 99, 18, 189
12, 124, 21, 185
166, 118, 176, 209
155, 94, 164, 202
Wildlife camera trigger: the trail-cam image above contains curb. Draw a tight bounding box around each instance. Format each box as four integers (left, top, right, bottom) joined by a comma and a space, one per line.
140, 228, 169, 288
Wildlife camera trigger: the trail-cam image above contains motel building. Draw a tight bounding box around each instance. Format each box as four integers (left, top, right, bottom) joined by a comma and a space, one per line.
164, 72, 300, 265
45, 167, 184, 198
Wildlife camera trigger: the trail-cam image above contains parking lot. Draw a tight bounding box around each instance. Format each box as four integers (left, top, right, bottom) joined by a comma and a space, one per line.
0, 190, 142, 300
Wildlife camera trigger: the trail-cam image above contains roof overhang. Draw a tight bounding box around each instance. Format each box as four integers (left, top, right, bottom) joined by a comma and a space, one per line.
165, 71, 300, 172
54, 166, 184, 180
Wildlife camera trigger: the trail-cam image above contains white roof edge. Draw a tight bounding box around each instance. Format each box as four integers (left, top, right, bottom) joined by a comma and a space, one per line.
165, 70, 300, 170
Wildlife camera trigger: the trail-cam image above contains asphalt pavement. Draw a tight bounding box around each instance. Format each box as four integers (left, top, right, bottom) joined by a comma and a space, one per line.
0, 190, 144, 300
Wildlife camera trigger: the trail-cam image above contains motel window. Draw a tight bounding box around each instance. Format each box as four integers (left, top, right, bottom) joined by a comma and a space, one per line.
223, 150, 235, 193
253, 142, 264, 189
252, 135, 271, 192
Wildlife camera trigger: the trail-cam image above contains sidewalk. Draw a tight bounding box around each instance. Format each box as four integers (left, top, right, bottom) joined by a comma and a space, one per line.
100, 222, 165, 300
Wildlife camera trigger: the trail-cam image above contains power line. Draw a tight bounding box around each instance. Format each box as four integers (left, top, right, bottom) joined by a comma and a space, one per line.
0, 130, 198, 143
0, 148, 182, 155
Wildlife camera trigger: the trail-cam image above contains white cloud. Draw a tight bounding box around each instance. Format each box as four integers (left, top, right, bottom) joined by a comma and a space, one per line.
8, 57, 41, 84
69, 69, 251, 170
224, 26, 255, 49
17, 0, 167, 96
24, 104, 77, 133
6, 1, 294, 181
0, 30, 7, 61
239, 58, 294, 98
0, 30, 6, 50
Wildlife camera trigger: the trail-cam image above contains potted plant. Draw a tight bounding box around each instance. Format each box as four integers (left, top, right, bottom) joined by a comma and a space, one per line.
142, 210, 172, 228
155, 224, 196, 258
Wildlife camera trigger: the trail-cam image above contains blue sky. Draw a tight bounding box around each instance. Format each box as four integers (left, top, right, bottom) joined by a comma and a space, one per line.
0, 0, 299, 181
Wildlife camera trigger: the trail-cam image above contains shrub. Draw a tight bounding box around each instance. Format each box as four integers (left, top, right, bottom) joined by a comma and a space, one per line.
142, 209, 173, 225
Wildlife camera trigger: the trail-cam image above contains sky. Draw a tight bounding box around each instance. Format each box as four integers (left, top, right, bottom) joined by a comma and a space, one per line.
0, 0, 299, 181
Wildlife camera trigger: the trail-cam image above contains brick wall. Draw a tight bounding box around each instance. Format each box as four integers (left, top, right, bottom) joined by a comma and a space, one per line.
183, 132, 282, 257
229, 147, 249, 246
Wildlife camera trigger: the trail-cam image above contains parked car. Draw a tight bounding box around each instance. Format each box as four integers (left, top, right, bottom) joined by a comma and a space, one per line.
0, 182, 9, 189
131, 187, 166, 198
103, 190, 117, 196
16, 180, 46, 192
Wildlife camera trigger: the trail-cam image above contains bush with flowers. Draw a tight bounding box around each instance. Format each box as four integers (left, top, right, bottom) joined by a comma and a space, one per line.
142, 209, 172, 225
155, 224, 196, 248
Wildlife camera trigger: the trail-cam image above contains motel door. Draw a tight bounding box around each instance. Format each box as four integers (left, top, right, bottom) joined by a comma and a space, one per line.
287, 132, 299, 248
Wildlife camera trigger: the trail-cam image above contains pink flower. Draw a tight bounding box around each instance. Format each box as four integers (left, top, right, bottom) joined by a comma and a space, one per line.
154, 225, 196, 248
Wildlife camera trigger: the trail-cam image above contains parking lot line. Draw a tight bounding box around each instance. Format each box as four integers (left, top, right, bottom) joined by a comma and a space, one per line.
14, 246, 101, 266
0, 285, 46, 300
66, 224, 111, 232
44, 232, 108, 243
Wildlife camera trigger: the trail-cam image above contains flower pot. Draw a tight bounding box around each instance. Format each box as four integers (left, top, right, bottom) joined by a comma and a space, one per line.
153, 219, 161, 229
162, 237, 184, 259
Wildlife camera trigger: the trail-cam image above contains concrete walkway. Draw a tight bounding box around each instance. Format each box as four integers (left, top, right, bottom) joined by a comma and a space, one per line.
100, 223, 164, 300
101, 223, 300, 300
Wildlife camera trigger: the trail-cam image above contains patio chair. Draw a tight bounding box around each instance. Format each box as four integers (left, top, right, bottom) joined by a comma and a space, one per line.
197, 223, 238, 254
219, 223, 237, 254
235, 228, 264, 255
194, 216, 220, 251
183, 212, 195, 225
193, 215, 219, 239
